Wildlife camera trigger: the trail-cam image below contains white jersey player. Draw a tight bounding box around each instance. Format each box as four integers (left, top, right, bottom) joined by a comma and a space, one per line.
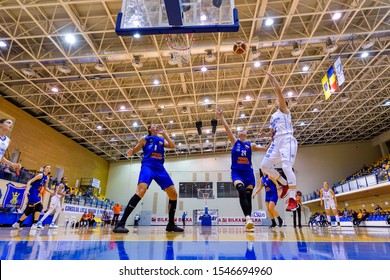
36, 177, 69, 229
320, 182, 341, 228
259, 71, 298, 211
0, 118, 22, 170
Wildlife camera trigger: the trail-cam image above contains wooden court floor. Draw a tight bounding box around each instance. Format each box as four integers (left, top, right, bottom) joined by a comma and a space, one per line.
1, 225, 390, 260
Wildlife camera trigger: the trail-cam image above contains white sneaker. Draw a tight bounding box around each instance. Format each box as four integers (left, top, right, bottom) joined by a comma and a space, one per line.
245, 218, 254, 231
36, 222, 44, 229
49, 223, 59, 229
31, 223, 38, 229
12, 222, 20, 229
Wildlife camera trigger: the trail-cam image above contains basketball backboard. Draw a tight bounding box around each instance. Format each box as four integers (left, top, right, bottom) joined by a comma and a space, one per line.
116, 0, 239, 36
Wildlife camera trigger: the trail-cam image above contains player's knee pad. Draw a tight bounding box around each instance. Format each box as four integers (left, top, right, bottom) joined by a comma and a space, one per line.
34, 203, 43, 213
246, 188, 253, 196
282, 161, 296, 185
236, 183, 246, 198
24, 205, 35, 216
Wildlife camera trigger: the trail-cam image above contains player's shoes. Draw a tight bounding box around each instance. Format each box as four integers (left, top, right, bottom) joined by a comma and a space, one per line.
113, 226, 129, 233
166, 223, 184, 232
279, 184, 289, 198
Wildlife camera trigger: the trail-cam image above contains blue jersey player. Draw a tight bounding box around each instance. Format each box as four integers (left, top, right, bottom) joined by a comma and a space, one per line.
216, 107, 270, 232
12, 165, 54, 229
253, 170, 284, 228
113, 124, 183, 233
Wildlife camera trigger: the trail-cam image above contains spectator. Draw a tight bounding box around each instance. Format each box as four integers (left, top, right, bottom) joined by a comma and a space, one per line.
111, 203, 122, 226
134, 213, 140, 226
101, 210, 111, 227
292, 191, 303, 228
80, 211, 89, 227
356, 209, 369, 226
182, 212, 187, 227
374, 204, 383, 215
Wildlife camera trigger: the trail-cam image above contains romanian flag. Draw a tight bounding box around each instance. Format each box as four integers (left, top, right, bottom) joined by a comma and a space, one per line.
327, 66, 338, 93
322, 74, 331, 100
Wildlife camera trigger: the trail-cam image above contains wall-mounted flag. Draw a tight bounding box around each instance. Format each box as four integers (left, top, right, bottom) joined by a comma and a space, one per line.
322, 74, 331, 100
327, 66, 338, 93
334, 57, 345, 86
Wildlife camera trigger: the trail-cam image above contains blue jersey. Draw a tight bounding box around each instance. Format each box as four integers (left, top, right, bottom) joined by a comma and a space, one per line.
262, 175, 277, 195
142, 135, 165, 166
27, 173, 48, 204
231, 140, 253, 171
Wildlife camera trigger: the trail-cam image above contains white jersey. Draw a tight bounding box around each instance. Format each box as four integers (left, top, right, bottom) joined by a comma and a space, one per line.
0, 135, 11, 161
322, 188, 336, 210
269, 109, 294, 138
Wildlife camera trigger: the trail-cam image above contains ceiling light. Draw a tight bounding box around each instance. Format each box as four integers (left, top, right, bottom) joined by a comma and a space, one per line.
201, 66, 208, 72
325, 37, 338, 53
172, 133, 176, 137
106, 113, 114, 120
254, 61, 261, 67
250, 46, 261, 59
362, 39, 374, 50
299, 122, 305, 126
95, 63, 106, 72
58, 65, 71, 74
160, 105, 165, 109
132, 55, 143, 69
205, 139, 209, 143
51, 86, 59, 93
96, 125, 103, 130
133, 33, 141, 38
119, 105, 126, 110
340, 93, 349, 101
205, 49, 216, 63
132, 121, 138, 127
237, 126, 242, 131
0, 40, 7, 48
302, 65, 309, 72
265, 18, 274, 26
332, 12, 342, 20
240, 113, 246, 118
153, 79, 160, 85
361, 52, 369, 58
200, 14, 207, 21
312, 108, 319, 112
204, 98, 210, 104
156, 108, 164, 116
65, 34, 76, 44
287, 91, 294, 97
81, 115, 90, 122
291, 41, 302, 56
22, 67, 36, 77
178, 142, 182, 146
383, 101, 390, 106
245, 95, 252, 101
206, 129, 210, 134
169, 120, 174, 124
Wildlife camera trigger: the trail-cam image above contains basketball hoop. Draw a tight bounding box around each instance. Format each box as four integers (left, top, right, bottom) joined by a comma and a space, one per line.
197, 188, 213, 208
166, 33, 195, 66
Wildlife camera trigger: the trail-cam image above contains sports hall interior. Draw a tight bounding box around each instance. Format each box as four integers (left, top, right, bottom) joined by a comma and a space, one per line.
0, 0, 389, 260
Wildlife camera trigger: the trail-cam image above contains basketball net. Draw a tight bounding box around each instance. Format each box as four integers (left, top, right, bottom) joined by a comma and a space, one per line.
166, 33, 195, 66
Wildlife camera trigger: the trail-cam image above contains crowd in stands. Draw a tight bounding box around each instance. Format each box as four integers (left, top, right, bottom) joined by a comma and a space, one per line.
309, 204, 390, 227
336, 154, 390, 186
303, 155, 390, 202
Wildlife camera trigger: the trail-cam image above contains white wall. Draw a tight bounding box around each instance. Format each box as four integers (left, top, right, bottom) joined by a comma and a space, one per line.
106, 141, 381, 224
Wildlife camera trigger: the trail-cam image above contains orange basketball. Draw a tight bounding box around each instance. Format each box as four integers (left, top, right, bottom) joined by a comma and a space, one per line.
233, 41, 247, 55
